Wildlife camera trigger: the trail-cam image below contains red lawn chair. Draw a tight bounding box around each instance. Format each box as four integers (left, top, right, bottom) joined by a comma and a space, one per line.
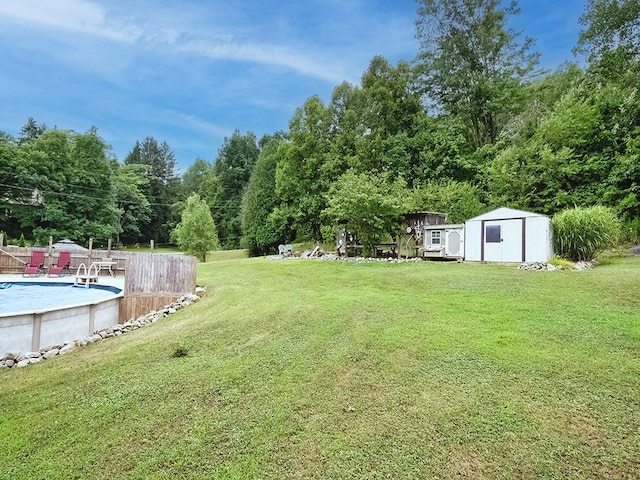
48, 251, 71, 277
23, 251, 46, 277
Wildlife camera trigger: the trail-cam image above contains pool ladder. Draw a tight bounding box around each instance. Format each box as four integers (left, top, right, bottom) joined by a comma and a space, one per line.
74, 263, 100, 288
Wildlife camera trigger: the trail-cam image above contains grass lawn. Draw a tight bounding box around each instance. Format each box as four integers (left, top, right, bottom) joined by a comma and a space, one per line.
1, 256, 639, 479
207, 249, 249, 262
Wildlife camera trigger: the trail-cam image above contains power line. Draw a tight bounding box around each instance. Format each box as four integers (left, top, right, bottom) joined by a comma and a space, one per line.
0, 182, 244, 209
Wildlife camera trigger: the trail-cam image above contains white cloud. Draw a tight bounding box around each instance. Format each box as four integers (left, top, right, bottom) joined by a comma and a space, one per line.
0, 0, 140, 42
174, 38, 350, 84
0, 0, 363, 85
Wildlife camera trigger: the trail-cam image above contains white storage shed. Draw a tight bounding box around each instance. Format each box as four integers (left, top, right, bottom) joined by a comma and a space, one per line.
464, 207, 553, 263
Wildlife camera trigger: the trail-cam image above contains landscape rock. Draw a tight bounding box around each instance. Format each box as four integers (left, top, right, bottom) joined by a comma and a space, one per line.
59, 343, 77, 355
43, 349, 60, 359
575, 261, 594, 271
519, 261, 595, 271
16, 359, 30, 368
269, 251, 424, 263
4, 352, 19, 361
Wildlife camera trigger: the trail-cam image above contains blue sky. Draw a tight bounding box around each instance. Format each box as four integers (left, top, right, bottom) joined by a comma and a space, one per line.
0, 0, 587, 174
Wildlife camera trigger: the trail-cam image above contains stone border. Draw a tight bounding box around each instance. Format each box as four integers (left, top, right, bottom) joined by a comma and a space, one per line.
267, 252, 423, 263
517, 261, 595, 271
1, 288, 205, 370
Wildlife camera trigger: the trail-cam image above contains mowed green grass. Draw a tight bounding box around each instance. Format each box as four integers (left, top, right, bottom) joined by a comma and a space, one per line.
1, 256, 639, 479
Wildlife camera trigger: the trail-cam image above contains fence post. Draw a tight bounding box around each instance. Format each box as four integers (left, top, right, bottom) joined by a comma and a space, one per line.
150, 240, 154, 253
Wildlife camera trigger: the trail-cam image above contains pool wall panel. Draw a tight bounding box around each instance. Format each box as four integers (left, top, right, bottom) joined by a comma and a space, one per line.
1, 288, 122, 355
0, 314, 34, 353
94, 299, 120, 332
39, 306, 91, 350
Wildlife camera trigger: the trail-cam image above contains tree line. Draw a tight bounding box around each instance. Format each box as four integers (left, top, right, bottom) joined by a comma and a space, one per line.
1, 0, 638, 255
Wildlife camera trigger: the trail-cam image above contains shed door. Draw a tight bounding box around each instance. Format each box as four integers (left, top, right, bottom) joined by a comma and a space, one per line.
483, 219, 523, 262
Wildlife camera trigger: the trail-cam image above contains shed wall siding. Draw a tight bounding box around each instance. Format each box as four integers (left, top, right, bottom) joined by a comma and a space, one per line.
464, 212, 552, 263
464, 221, 482, 261
524, 216, 553, 262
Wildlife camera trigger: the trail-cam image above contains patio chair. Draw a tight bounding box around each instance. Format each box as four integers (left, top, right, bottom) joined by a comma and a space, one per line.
23, 251, 46, 277
48, 251, 71, 277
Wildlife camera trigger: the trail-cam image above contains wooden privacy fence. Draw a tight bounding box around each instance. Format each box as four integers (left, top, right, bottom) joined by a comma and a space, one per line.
119, 253, 197, 322
0, 245, 131, 274
1, 246, 197, 324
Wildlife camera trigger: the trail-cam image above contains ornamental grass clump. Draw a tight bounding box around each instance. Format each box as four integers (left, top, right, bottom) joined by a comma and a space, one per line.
551, 206, 620, 261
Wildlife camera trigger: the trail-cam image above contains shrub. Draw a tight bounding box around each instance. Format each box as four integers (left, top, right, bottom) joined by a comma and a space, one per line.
171, 343, 189, 358
18, 233, 26, 247
620, 218, 640, 245
552, 206, 620, 261
547, 255, 576, 270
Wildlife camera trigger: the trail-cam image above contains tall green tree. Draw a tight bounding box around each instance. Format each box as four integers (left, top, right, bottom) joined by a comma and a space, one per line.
415, 0, 538, 147
65, 128, 120, 243
182, 158, 214, 196
18, 117, 47, 145
113, 163, 153, 246
172, 193, 219, 262
575, 0, 640, 78
350, 57, 428, 186
0, 132, 21, 237
211, 130, 260, 249
276, 96, 339, 242
9, 128, 119, 244
241, 133, 289, 256
124, 137, 178, 244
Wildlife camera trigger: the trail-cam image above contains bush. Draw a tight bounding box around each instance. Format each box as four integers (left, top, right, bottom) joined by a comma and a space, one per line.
171, 343, 189, 358
547, 255, 576, 270
620, 218, 640, 245
552, 206, 620, 261
18, 233, 26, 247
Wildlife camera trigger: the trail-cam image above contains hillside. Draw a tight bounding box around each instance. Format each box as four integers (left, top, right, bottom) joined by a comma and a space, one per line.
1, 256, 639, 479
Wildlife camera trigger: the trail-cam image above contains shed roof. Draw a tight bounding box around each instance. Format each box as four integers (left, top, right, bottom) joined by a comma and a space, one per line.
466, 207, 548, 222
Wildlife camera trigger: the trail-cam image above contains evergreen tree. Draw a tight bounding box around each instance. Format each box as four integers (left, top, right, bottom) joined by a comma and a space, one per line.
124, 137, 178, 243
211, 130, 260, 248
241, 133, 288, 255
18, 117, 47, 145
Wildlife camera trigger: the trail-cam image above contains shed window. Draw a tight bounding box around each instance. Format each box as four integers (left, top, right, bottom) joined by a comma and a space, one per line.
431, 230, 441, 245
486, 225, 501, 243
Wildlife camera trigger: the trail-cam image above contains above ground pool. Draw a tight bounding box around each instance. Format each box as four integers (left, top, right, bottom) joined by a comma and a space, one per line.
0, 282, 124, 354
0, 282, 121, 315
